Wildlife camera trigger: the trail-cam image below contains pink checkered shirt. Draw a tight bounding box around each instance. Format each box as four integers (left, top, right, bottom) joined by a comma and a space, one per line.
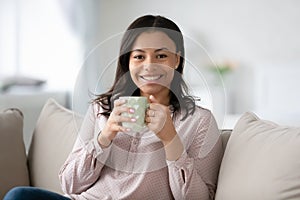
59, 103, 223, 200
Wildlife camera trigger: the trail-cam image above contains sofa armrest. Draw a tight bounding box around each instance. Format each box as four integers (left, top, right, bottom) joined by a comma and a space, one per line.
0, 108, 30, 199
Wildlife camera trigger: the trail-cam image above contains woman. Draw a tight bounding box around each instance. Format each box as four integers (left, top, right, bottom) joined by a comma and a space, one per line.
4, 15, 223, 200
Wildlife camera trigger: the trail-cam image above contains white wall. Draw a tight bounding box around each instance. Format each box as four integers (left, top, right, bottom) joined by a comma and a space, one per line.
81, 0, 300, 125
96, 0, 300, 63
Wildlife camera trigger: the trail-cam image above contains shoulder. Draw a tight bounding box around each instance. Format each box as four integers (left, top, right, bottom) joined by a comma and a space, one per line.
176, 105, 215, 127
175, 106, 218, 146
87, 102, 108, 119
183, 105, 217, 130
193, 105, 214, 120
175, 105, 213, 121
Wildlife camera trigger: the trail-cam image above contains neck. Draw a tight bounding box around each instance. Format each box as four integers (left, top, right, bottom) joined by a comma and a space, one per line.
141, 90, 170, 106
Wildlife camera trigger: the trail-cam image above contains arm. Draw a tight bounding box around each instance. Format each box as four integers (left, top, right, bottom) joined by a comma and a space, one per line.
59, 104, 111, 195
146, 95, 223, 199
167, 112, 223, 200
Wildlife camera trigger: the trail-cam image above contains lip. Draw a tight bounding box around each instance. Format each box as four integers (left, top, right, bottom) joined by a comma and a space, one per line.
139, 75, 163, 81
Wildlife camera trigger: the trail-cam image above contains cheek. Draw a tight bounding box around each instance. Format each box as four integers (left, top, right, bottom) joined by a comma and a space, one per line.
129, 69, 136, 80
129, 67, 140, 83
166, 69, 175, 81
128, 61, 134, 72
129, 58, 137, 71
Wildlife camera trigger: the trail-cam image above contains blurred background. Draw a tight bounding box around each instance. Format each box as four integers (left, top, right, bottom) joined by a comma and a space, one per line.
1, 0, 300, 150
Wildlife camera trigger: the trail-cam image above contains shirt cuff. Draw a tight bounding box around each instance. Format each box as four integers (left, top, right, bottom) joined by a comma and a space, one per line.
166, 150, 189, 169
84, 136, 112, 163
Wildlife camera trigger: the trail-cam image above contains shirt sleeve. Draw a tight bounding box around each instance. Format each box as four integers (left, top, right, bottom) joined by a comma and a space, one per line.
59, 103, 111, 195
167, 111, 224, 200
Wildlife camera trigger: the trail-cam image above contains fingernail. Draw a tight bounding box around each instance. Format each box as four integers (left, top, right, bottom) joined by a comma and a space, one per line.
131, 118, 137, 122
126, 128, 131, 132
129, 108, 135, 113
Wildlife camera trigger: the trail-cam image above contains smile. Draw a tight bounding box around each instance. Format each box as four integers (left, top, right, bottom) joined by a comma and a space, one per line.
140, 75, 163, 81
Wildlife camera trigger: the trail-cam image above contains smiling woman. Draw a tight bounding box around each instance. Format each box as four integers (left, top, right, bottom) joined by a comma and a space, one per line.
96, 17, 195, 121
4, 15, 223, 200
129, 31, 181, 105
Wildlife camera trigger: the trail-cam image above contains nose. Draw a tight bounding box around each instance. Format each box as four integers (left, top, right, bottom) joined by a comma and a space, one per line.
143, 55, 157, 71
144, 54, 155, 64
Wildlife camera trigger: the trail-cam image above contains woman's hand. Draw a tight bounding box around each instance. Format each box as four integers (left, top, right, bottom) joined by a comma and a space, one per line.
146, 95, 184, 161
146, 95, 177, 145
98, 98, 136, 147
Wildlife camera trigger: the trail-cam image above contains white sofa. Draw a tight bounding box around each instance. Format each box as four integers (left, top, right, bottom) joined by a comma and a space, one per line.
1, 98, 300, 199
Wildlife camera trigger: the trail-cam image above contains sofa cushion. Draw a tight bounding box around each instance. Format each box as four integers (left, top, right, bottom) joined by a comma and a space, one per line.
220, 129, 232, 150
27, 98, 83, 194
215, 112, 300, 200
0, 108, 29, 199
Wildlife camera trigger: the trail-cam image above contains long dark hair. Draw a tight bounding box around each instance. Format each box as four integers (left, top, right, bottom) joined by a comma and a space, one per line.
93, 15, 195, 120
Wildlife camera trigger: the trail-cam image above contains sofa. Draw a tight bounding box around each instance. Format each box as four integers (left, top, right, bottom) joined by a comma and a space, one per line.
0, 98, 300, 199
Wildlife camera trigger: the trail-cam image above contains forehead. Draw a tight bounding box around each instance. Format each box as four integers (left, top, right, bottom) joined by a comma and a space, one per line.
132, 31, 177, 52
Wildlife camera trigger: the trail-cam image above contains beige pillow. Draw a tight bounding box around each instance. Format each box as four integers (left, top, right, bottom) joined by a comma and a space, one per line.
28, 98, 83, 194
215, 112, 300, 200
0, 108, 29, 199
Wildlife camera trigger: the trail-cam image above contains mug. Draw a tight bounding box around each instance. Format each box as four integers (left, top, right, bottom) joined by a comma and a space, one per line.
119, 96, 148, 132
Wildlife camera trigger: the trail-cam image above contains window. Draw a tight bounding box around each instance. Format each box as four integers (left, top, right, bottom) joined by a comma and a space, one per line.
0, 0, 82, 90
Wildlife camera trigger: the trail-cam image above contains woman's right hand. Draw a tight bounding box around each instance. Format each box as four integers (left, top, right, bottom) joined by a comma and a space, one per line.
98, 98, 136, 147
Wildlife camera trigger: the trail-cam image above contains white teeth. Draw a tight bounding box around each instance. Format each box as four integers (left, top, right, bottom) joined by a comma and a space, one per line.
141, 75, 161, 81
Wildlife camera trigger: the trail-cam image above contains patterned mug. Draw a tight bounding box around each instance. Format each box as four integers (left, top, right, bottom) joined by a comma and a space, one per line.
119, 96, 149, 132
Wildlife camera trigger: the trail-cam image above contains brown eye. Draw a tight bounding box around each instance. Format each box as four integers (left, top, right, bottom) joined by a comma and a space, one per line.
133, 55, 144, 60
157, 54, 167, 59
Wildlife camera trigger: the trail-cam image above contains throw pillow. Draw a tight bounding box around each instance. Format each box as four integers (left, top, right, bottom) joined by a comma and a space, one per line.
215, 112, 300, 200
0, 108, 30, 199
27, 98, 83, 194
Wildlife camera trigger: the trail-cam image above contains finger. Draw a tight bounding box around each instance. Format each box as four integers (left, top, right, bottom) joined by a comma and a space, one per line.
114, 115, 137, 123
146, 116, 158, 123
148, 109, 163, 119
146, 110, 154, 117
114, 98, 127, 107
149, 95, 159, 103
145, 116, 152, 124
111, 123, 129, 132
148, 103, 164, 112
114, 106, 134, 116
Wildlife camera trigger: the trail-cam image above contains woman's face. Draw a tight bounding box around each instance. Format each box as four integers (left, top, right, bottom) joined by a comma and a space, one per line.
129, 31, 180, 96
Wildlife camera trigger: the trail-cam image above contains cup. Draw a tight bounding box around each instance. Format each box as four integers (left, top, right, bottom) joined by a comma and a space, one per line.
119, 96, 148, 132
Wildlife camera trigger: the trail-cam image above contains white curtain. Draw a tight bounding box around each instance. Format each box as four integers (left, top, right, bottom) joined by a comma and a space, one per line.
59, 0, 102, 114
0, 0, 101, 114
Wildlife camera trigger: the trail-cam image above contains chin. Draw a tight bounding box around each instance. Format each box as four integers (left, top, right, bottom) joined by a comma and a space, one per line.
139, 84, 168, 94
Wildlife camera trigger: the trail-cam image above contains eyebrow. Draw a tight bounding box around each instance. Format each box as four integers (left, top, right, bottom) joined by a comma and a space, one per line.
131, 47, 170, 53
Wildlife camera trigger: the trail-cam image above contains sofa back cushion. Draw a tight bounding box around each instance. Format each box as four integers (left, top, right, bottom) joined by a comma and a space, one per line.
0, 108, 29, 199
220, 129, 232, 150
27, 98, 83, 194
215, 112, 300, 200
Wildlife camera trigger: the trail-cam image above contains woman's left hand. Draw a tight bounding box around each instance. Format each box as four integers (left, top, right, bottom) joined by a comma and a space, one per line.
146, 95, 177, 145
